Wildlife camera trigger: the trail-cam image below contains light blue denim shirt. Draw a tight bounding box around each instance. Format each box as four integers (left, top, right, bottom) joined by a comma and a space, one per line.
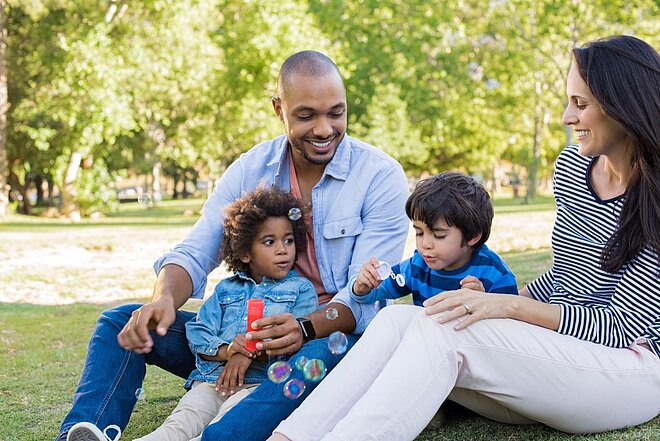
154, 134, 410, 334
185, 270, 318, 385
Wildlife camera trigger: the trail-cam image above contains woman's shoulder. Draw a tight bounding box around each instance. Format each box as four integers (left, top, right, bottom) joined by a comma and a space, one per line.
556, 144, 589, 166
555, 145, 593, 181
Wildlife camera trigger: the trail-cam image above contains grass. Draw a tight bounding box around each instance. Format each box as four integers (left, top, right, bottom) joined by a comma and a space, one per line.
0, 197, 657, 440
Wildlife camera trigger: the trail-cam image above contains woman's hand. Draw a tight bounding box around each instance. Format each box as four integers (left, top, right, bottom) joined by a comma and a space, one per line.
423, 289, 518, 330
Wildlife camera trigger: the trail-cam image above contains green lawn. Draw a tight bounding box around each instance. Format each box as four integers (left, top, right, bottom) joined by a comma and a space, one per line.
0, 197, 657, 440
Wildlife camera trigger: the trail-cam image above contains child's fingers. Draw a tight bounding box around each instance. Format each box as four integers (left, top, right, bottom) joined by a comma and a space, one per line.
460, 276, 484, 292
215, 373, 225, 392
218, 370, 235, 397
233, 345, 255, 359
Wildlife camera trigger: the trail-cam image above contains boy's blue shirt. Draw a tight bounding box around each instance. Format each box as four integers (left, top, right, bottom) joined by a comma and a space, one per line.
350, 245, 518, 306
185, 270, 318, 385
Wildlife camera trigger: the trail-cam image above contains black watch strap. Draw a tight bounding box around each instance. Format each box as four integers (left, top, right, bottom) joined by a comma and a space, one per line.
296, 317, 316, 342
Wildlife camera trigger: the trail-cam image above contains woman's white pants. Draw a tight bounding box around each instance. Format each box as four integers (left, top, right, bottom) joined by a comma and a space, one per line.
274, 305, 660, 441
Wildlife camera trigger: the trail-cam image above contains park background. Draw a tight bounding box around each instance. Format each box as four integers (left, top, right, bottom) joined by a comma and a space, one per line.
0, 0, 658, 440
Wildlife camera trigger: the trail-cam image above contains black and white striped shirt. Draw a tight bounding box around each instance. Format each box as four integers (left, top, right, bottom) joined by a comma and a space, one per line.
528, 145, 659, 357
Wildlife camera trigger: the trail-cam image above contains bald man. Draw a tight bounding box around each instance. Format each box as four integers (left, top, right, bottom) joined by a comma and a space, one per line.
59, 51, 410, 441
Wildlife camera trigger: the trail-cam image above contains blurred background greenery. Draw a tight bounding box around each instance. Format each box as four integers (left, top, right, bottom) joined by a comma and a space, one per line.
0, 0, 658, 220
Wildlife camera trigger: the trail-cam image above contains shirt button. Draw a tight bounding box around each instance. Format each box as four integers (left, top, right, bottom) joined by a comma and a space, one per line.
341, 228, 345, 235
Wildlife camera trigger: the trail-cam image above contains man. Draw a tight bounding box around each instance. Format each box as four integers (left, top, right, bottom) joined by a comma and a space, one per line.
59, 51, 409, 441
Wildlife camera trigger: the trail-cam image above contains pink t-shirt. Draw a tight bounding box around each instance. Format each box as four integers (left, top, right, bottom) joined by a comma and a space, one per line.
289, 152, 332, 305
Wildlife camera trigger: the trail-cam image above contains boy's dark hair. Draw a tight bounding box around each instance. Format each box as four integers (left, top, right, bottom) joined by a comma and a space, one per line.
405, 172, 493, 248
221, 186, 307, 274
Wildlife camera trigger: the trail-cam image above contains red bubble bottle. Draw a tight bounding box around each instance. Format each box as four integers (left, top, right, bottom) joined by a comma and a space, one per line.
246, 299, 264, 351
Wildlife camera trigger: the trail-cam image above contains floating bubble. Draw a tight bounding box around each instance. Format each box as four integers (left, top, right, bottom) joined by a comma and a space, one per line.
303, 359, 327, 382
294, 356, 309, 371
135, 388, 146, 400
325, 307, 338, 320
283, 378, 306, 400
376, 261, 391, 280
395, 273, 406, 287
287, 207, 302, 221
267, 361, 292, 383
328, 331, 348, 355
137, 193, 153, 208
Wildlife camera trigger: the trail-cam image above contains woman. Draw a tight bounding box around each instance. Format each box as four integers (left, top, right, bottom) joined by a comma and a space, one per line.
268, 35, 660, 441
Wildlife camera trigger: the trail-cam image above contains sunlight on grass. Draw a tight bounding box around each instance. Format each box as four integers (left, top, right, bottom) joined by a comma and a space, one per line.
1, 196, 657, 441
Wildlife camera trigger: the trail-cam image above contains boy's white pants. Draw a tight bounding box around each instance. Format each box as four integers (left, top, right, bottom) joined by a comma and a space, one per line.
135, 381, 258, 441
275, 304, 660, 441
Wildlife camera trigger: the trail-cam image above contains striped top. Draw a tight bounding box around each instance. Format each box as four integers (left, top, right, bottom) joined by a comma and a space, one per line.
528, 145, 660, 358
350, 245, 518, 306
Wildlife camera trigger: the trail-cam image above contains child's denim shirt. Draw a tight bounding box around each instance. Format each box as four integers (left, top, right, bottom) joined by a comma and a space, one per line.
185, 270, 318, 387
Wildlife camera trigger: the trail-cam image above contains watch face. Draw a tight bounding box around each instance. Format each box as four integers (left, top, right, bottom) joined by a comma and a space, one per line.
298, 318, 316, 340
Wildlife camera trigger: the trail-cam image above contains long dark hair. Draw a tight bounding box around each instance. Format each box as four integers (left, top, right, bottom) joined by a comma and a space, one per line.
573, 35, 660, 272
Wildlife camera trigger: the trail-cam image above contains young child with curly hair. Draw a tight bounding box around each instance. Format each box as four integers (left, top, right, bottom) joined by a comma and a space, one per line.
135, 186, 318, 441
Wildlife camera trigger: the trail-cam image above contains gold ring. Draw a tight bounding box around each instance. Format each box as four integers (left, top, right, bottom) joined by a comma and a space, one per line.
463, 304, 471, 315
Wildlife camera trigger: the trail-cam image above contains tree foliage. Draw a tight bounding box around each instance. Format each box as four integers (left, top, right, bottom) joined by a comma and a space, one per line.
2, 0, 658, 217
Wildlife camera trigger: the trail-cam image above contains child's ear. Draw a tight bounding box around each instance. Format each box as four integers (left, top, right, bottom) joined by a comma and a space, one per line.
240, 255, 251, 264
466, 233, 482, 247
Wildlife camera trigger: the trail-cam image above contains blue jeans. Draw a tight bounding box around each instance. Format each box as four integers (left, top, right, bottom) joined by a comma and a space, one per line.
201, 334, 360, 441
56, 304, 197, 440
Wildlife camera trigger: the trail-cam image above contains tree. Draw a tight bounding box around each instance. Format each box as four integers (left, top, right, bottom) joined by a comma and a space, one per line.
0, 0, 8, 216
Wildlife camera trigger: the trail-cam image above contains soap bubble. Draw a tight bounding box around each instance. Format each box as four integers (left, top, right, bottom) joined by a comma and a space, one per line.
287, 207, 302, 221
395, 273, 406, 287
376, 261, 391, 280
137, 193, 153, 208
328, 331, 348, 355
303, 359, 327, 382
135, 388, 146, 400
283, 378, 306, 399
325, 307, 338, 320
294, 356, 309, 371
267, 361, 292, 383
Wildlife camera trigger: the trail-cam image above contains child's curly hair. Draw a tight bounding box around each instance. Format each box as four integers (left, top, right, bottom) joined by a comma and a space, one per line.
221, 186, 307, 274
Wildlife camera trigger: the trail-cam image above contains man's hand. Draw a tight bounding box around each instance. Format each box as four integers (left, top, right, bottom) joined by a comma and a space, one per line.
246, 313, 302, 357
216, 354, 252, 397
117, 297, 176, 354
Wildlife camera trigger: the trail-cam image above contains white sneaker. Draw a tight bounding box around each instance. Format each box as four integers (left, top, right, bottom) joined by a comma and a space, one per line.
66, 422, 121, 441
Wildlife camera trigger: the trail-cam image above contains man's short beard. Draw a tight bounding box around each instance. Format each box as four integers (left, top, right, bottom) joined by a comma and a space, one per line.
291, 138, 337, 166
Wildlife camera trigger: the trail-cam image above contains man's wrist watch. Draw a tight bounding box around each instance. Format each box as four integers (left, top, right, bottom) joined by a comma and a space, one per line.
296, 317, 316, 342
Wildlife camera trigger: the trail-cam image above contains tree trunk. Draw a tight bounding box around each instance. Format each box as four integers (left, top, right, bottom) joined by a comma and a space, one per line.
8, 169, 30, 215
152, 160, 161, 203
0, 0, 9, 217
61, 151, 82, 221
47, 176, 55, 207
526, 79, 542, 203
35, 174, 44, 205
